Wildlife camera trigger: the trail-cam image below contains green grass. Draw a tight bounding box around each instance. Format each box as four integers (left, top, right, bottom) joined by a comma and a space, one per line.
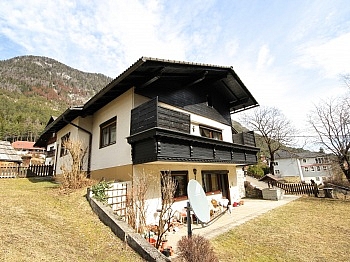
212, 197, 350, 262
0, 177, 144, 262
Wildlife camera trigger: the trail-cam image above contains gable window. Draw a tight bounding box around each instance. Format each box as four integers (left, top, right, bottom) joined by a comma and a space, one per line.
100, 117, 116, 148
161, 171, 188, 200
60, 132, 70, 157
199, 125, 222, 140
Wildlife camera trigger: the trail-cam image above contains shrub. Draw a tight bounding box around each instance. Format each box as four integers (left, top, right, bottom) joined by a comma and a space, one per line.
91, 180, 112, 204
247, 165, 264, 178
59, 139, 91, 190
177, 235, 219, 262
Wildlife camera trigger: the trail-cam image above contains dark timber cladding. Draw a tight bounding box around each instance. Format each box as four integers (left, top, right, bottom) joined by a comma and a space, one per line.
130, 97, 190, 135
128, 95, 259, 165
128, 127, 258, 164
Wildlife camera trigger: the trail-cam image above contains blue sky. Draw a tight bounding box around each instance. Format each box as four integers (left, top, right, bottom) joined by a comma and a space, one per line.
1, 0, 350, 148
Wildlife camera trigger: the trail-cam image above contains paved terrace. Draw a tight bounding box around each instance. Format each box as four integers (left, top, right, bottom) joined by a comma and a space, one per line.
166, 194, 300, 252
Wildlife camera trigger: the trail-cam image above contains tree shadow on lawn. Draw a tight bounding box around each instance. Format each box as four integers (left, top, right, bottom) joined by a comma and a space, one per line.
26, 176, 60, 186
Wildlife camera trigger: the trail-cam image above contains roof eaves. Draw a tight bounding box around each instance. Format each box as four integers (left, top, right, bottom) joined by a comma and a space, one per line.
83, 57, 147, 111
141, 57, 232, 69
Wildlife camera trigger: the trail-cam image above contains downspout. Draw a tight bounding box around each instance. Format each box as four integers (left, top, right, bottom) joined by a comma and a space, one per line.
62, 116, 92, 178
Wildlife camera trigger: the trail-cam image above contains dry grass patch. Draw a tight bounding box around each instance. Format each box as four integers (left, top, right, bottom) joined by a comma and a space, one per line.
212, 196, 350, 262
0, 177, 144, 262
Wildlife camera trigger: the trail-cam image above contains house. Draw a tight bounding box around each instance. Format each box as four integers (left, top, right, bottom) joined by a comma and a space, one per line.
35, 57, 259, 223
35, 116, 58, 165
273, 150, 332, 184
0, 141, 22, 178
0, 141, 23, 166
11, 141, 46, 165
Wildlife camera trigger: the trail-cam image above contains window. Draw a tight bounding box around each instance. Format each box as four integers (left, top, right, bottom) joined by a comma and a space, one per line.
304, 167, 309, 172
100, 117, 116, 148
202, 171, 228, 194
311, 166, 315, 172
199, 126, 222, 140
60, 132, 70, 157
323, 166, 327, 171
316, 166, 321, 171
161, 171, 188, 199
303, 159, 306, 163
273, 162, 278, 166
275, 170, 280, 175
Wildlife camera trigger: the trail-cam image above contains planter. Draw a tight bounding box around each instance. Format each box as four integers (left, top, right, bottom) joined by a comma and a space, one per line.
262, 188, 284, 201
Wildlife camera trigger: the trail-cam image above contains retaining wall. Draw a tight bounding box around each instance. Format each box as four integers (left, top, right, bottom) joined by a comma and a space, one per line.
86, 188, 170, 262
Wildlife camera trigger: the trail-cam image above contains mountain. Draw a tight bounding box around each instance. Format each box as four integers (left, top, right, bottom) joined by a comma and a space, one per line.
0, 55, 112, 142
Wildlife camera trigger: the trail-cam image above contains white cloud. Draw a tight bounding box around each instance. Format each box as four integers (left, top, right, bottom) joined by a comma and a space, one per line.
256, 44, 274, 70
296, 32, 350, 78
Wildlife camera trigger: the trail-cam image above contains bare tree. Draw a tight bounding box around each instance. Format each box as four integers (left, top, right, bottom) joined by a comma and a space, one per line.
60, 139, 89, 189
309, 95, 350, 183
155, 171, 177, 249
342, 73, 350, 88
126, 170, 152, 234
241, 106, 296, 174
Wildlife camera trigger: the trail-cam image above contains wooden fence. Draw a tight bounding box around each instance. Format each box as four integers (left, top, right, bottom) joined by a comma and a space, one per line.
273, 181, 319, 196
0, 164, 54, 178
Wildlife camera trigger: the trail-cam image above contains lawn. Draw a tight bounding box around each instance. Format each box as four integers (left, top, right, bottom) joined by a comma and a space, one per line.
212, 196, 350, 262
0, 177, 144, 262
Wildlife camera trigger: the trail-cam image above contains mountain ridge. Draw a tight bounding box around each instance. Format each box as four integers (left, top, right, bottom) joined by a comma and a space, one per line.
0, 55, 112, 142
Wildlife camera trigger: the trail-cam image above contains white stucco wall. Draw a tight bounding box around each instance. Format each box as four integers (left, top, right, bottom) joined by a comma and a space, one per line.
90, 89, 134, 171
132, 162, 239, 225
55, 120, 81, 175
275, 158, 301, 177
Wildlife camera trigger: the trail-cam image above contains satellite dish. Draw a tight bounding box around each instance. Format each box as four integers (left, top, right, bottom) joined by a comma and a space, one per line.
187, 179, 210, 223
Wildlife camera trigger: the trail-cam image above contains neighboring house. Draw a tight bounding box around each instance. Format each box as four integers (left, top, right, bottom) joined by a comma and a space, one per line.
35, 57, 259, 223
38, 116, 58, 166
12, 141, 45, 166
273, 150, 332, 184
0, 141, 22, 166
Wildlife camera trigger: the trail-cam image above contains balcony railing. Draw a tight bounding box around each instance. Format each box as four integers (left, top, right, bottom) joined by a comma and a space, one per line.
128, 98, 259, 165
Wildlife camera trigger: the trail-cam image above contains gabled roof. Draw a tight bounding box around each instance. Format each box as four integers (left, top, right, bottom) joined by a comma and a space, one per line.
35, 57, 259, 147
12, 141, 44, 151
275, 150, 328, 160
259, 174, 282, 182
0, 141, 22, 163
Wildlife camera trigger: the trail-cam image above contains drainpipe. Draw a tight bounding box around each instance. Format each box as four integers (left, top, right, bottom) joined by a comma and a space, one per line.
62, 116, 92, 178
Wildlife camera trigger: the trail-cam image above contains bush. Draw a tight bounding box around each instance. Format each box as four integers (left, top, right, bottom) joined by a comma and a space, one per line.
91, 180, 112, 204
177, 235, 219, 262
247, 165, 264, 178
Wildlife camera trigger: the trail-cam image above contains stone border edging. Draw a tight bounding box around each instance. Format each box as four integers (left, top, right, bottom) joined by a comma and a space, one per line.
86, 188, 170, 262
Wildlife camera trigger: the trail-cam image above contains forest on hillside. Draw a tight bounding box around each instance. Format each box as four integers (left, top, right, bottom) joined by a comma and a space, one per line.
0, 55, 112, 142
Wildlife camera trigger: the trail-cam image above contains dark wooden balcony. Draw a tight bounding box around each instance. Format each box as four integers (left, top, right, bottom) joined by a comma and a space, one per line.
127, 98, 259, 165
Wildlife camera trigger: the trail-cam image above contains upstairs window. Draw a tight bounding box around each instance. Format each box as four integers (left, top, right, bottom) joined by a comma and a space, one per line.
60, 132, 70, 157
100, 117, 117, 148
199, 125, 222, 140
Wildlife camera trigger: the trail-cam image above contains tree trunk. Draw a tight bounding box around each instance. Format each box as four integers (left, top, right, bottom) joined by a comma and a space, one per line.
269, 154, 275, 175
338, 156, 350, 183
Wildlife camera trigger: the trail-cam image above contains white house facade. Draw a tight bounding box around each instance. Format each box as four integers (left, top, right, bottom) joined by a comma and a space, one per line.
35, 57, 260, 224
273, 150, 332, 184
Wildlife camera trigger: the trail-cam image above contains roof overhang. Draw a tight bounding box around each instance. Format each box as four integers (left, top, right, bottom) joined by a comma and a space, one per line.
35, 57, 259, 146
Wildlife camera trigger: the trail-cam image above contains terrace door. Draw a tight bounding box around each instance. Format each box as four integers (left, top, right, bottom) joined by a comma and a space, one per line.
202, 170, 230, 200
